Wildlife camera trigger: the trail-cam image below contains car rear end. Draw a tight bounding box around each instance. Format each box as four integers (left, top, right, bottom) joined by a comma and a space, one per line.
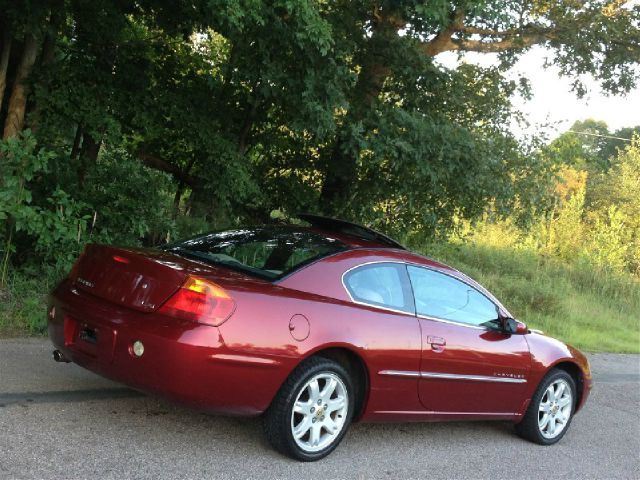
48, 244, 279, 414
48, 227, 356, 414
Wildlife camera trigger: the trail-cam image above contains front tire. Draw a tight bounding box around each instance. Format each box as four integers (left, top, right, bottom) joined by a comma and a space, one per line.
515, 369, 576, 445
263, 357, 354, 461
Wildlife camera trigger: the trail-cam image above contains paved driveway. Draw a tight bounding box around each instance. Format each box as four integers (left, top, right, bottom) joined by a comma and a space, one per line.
1, 338, 638, 479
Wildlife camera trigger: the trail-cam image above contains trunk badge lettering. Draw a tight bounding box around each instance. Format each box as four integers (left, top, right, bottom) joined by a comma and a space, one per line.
77, 277, 95, 288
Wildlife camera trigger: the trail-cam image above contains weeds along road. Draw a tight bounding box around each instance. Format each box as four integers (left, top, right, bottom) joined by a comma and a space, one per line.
1, 338, 639, 480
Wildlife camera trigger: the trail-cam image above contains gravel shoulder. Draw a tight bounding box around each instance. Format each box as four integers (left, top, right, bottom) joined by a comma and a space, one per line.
1, 339, 639, 480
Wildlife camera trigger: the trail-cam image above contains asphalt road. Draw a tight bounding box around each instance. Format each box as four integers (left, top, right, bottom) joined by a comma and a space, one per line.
1, 339, 639, 480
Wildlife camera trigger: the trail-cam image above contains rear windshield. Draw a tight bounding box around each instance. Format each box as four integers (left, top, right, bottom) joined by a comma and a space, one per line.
164, 226, 348, 280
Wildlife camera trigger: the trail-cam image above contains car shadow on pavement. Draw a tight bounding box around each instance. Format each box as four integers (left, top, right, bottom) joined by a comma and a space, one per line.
0, 388, 143, 407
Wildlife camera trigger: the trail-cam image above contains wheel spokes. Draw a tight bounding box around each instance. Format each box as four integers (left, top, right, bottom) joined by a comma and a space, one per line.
294, 400, 311, 414
558, 395, 571, 407
538, 378, 573, 439
307, 378, 320, 401
546, 385, 556, 403
323, 416, 339, 435
320, 378, 337, 400
559, 404, 571, 422
309, 423, 321, 446
290, 372, 349, 453
539, 413, 550, 430
293, 417, 312, 439
327, 397, 346, 412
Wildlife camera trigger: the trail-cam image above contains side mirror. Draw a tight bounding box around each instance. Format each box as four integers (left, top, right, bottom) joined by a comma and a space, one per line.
503, 317, 528, 335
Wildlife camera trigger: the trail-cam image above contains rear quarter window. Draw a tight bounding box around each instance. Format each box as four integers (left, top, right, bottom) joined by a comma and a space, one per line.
343, 262, 414, 314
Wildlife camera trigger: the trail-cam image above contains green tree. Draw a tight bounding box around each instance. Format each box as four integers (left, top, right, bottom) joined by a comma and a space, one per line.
546, 120, 638, 172
318, 0, 640, 213
589, 136, 640, 274
0, 0, 638, 263
546, 120, 611, 170
599, 126, 640, 163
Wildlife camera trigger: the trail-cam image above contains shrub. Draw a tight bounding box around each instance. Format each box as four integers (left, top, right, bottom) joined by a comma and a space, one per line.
0, 132, 89, 283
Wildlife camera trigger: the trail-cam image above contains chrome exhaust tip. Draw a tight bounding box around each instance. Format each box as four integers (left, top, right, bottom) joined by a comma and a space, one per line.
52, 350, 70, 363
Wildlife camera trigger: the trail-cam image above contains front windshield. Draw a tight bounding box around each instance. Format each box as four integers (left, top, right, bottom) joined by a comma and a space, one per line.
164, 226, 348, 280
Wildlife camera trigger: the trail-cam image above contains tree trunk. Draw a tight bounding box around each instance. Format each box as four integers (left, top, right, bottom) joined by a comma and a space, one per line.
70, 124, 82, 159
185, 187, 212, 220
0, 29, 12, 112
77, 132, 100, 187
173, 181, 185, 219
319, 15, 400, 213
138, 151, 200, 188
318, 8, 465, 213
3, 34, 39, 139
172, 157, 197, 218
31, 2, 65, 133
40, 18, 60, 67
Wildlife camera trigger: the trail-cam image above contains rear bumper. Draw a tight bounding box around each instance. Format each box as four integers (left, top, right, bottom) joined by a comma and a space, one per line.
48, 280, 288, 415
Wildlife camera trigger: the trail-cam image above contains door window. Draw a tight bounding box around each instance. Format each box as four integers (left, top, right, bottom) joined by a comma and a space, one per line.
344, 263, 414, 313
407, 266, 499, 328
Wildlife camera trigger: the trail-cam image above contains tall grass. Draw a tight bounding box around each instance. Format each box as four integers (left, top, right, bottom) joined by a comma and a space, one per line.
418, 241, 640, 353
0, 270, 59, 335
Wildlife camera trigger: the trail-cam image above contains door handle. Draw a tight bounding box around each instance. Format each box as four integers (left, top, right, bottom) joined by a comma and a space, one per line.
428, 336, 446, 352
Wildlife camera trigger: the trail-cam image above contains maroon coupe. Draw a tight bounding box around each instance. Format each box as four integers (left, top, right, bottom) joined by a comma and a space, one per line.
48, 214, 592, 461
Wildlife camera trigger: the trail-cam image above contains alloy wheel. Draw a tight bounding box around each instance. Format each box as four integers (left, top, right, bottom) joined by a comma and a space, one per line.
538, 378, 573, 439
290, 372, 349, 453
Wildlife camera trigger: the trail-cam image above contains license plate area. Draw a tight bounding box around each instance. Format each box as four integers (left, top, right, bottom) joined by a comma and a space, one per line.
74, 322, 100, 357
79, 327, 98, 344
65, 315, 115, 361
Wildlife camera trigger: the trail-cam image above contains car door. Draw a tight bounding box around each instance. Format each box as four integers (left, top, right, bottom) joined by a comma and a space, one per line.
342, 262, 425, 415
407, 265, 531, 416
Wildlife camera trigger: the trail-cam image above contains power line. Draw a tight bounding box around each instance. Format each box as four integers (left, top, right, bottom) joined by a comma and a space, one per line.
567, 130, 633, 142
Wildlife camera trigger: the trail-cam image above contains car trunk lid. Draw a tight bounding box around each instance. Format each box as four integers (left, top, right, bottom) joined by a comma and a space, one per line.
70, 244, 189, 313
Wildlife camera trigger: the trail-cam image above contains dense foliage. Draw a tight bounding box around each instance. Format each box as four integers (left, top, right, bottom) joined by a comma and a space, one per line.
492, 125, 640, 277
0, 1, 638, 343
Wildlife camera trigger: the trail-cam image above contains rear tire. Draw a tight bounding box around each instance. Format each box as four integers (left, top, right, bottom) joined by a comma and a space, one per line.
263, 356, 354, 461
515, 369, 576, 445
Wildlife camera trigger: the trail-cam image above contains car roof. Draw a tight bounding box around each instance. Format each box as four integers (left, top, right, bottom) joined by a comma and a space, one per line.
295, 214, 452, 269
324, 246, 456, 272
298, 213, 406, 250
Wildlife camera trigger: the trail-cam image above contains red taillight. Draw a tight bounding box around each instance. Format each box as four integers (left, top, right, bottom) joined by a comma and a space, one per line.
63, 315, 77, 347
158, 276, 236, 326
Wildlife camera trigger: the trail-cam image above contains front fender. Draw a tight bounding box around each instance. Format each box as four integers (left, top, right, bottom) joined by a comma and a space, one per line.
522, 333, 592, 415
